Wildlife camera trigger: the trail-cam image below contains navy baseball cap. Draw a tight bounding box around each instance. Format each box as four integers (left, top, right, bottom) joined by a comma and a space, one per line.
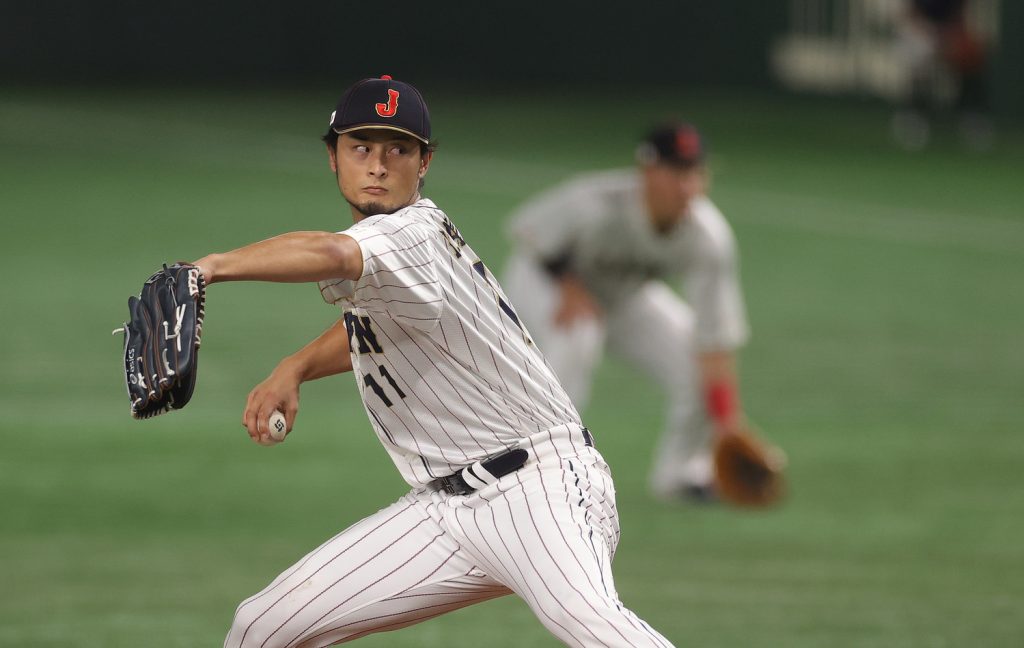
636, 122, 705, 168
327, 75, 431, 144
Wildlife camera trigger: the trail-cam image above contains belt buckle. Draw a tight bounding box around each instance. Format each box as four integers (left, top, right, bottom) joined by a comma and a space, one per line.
437, 473, 471, 496
435, 447, 529, 496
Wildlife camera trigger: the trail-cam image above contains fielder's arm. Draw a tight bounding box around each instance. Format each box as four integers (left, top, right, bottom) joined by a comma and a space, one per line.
193, 231, 363, 285
699, 350, 746, 437
243, 318, 353, 443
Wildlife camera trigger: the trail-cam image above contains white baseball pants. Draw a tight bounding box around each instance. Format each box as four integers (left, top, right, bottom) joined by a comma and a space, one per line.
503, 255, 714, 497
225, 427, 674, 647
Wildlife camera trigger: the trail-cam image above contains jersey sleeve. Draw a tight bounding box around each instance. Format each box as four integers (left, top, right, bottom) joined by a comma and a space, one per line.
505, 177, 601, 264
320, 216, 442, 329
686, 208, 750, 351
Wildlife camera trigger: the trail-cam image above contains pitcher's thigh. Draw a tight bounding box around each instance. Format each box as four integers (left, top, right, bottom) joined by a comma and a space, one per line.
448, 459, 674, 647
224, 496, 505, 648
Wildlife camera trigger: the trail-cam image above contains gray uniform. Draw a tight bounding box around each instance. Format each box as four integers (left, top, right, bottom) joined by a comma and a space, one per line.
504, 169, 749, 495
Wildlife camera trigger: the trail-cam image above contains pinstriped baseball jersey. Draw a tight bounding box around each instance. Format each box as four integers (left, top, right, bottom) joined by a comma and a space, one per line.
318, 198, 583, 487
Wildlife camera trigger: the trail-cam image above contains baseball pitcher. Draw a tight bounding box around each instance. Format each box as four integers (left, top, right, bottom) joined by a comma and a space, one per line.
136, 76, 675, 647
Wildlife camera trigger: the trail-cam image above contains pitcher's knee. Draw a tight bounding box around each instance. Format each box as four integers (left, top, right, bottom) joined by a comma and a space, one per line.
532, 595, 620, 644
534, 595, 672, 647
225, 600, 286, 648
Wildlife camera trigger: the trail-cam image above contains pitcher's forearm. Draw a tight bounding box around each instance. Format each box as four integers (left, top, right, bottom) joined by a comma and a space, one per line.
194, 232, 363, 285
281, 319, 353, 383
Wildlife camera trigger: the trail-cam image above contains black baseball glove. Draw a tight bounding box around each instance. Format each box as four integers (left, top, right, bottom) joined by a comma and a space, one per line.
117, 263, 206, 419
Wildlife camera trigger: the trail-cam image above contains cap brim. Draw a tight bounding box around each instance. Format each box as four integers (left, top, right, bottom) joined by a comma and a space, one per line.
333, 124, 429, 144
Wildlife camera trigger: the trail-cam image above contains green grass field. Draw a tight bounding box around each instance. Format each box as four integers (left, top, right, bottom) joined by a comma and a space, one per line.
1, 85, 1022, 647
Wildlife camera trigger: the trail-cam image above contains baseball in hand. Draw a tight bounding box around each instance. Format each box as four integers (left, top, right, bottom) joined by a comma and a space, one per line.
268, 410, 287, 442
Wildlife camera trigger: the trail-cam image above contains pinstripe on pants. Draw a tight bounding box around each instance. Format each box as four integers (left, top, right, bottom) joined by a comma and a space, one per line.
225, 429, 675, 647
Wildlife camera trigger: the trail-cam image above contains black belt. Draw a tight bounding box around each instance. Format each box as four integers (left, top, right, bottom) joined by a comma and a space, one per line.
434, 448, 529, 496
432, 427, 593, 496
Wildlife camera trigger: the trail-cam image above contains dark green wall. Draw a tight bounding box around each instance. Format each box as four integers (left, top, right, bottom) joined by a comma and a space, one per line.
2, 1, 1018, 115
992, 1, 1024, 117
0, 1, 783, 85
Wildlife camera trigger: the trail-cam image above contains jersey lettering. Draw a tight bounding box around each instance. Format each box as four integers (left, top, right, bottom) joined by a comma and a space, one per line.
363, 373, 393, 406
440, 217, 466, 258
378, 365, 407, 399
364, 365, 407, 408
443, 219, 512, 329
345, 312, 384, 354
472, 260, 524, 331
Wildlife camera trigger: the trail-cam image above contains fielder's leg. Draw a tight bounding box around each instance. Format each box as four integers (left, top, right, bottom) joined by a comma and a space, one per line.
224, 494, 510, 648
502, 254, 605, 407
606, 282, 713, 499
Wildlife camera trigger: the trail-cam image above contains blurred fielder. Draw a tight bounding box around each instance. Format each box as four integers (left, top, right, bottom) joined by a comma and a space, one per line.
891, 0, 993, 150
503, 123, 751, 503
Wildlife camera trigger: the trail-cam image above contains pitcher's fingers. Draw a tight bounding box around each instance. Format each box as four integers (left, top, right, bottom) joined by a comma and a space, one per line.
256, 405, 275, 443
243, 393, 254, 427
244, 405, 261, 441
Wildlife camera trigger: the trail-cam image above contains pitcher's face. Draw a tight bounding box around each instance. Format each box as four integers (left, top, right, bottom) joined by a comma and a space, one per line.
328, 129, 431, 218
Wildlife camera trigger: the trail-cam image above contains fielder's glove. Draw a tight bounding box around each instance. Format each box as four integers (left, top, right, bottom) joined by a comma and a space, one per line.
116, 263, 206, 419
713, 428, 786, 507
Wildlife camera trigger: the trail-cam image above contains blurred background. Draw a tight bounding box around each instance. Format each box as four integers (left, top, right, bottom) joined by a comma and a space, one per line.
1, 1, 1021, 646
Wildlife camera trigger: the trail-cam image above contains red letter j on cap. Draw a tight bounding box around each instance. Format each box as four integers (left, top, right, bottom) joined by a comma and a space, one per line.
376, 90, 399, 117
